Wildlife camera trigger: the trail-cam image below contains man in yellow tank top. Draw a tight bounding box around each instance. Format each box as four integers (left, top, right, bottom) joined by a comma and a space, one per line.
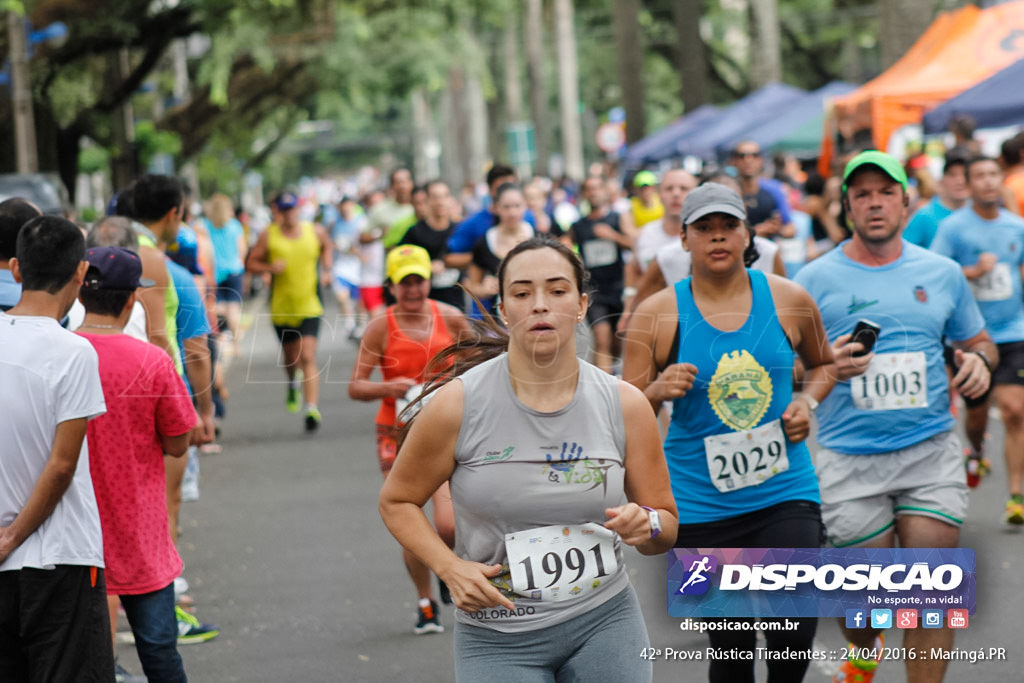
629, 170, 664, 228
246, 192, 333, 431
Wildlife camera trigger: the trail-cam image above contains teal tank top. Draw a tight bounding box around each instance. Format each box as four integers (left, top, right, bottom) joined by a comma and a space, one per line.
663, 269, 820, 524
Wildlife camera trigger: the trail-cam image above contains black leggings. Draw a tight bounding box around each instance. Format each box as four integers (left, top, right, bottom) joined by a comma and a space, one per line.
675, 501, 824, 683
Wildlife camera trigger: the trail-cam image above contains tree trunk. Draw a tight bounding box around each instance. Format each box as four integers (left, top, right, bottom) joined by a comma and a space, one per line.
525, 0, 549, 176
612, 0, 646, 144
485, 28, 502, 170
554, 0, 584, 180
411, 87, 439, 182
465, 36, 489, 187
56, 126, 83, 205
748, 0, 782, 87
8, 11, 38, 174
503, 11, 533, 178
109, 49, 138, 192
557, 0, 581, 181
504, 13, 524, 124
840, 11, 861, 83
441, 68, 468, 191
674, 0, 711, 110
879, 0, 934, 70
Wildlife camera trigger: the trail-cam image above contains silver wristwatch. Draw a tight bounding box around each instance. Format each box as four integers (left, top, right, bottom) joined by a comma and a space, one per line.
796, 392, 819, 412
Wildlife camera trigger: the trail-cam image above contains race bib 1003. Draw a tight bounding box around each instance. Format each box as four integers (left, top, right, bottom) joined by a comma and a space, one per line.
851, 352, 927, 411
505, 523, 618, 602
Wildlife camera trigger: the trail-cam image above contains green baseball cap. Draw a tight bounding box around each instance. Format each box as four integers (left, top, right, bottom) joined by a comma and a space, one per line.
633, 170, 658, 187
842, 150, 908, 193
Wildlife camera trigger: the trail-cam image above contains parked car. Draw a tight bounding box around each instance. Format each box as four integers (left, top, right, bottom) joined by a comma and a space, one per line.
0, 173, 69, 215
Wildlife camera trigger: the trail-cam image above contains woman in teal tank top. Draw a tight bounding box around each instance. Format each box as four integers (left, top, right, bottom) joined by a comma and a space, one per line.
623, 183, 836, 682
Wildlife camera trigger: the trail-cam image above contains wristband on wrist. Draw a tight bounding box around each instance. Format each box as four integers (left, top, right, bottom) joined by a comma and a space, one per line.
970, 350, 992, 373
622, 286, 638, 301
640, 506, 662, 539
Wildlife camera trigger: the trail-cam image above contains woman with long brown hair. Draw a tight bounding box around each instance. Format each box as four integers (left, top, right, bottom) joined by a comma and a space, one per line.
380, 235, 676, 682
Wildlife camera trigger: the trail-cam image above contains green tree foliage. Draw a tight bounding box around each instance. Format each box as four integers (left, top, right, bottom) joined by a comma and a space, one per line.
2, 0, 887, 201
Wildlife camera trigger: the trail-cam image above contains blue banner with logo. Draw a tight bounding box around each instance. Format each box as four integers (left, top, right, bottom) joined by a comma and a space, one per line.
668, 548, 976, 618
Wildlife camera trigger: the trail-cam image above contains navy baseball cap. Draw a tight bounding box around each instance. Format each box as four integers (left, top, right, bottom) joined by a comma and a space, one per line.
83, 247, 155, 290
273, 192, 299, 210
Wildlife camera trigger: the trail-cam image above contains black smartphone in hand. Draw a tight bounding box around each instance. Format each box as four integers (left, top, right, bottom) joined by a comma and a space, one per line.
851, 319, 881, 357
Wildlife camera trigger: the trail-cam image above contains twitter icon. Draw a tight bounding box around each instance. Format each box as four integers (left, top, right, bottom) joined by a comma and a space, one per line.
870, 609, 892, 629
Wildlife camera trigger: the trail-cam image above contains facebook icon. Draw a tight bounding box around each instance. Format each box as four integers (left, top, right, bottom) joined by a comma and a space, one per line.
845, 609, 866, 629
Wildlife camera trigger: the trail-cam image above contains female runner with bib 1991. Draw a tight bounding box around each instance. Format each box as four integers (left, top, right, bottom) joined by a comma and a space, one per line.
622, 183, 836, 683
380, 235, 677, 682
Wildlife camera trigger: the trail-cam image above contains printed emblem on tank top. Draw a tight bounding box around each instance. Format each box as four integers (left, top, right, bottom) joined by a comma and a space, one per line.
539, 442, 616, 494
707, 350, 773, 431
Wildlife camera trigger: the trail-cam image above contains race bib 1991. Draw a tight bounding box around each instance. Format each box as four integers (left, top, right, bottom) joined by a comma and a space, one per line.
504, 523, 618, 602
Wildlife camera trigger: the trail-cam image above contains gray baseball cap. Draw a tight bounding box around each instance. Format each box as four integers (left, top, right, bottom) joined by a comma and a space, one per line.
680, 183, 747, 225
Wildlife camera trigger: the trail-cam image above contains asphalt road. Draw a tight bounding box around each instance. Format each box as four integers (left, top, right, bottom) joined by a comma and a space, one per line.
116, 300, 1024, 682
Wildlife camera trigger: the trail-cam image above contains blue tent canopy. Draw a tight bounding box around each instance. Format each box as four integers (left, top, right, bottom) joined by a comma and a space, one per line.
923, 58, 1024, 134
713, 81, 857, 158
679, 82, 807, 161
622, 105, 722, 165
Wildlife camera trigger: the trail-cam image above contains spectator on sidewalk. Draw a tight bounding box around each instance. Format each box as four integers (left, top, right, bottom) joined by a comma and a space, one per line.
0, 198, 42, 311
0, 216, 114, 680
77, 246, 199, 682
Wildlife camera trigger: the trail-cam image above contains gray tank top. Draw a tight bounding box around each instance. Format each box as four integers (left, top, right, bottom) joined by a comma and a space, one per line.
451, 353, 631, 632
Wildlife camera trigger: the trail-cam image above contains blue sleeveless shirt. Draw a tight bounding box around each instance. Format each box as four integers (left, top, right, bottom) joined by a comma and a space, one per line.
663, 269, 820, 523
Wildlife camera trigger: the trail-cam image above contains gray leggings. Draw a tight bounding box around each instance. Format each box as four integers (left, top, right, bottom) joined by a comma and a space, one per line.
453, 585, 651, 683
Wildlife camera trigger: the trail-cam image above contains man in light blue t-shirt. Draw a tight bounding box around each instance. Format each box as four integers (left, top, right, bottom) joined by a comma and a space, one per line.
0, 198, 42, 311
902, 155, 969, 248
794, 151, 994, 683
931, 156, 1024, 525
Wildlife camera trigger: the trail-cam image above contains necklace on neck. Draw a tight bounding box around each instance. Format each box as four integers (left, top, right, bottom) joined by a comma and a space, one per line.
79, 323, 122, 330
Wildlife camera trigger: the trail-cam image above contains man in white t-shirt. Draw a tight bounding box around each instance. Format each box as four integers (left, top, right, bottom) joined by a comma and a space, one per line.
631, 169, 697, 274
360, 169, 415, 316
620, 179, 786, 332
0, 215, 114, 679
620, 169, 696, 333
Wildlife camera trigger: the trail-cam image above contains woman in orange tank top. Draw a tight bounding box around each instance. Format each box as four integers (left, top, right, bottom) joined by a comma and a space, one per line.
349, 244, 472, 633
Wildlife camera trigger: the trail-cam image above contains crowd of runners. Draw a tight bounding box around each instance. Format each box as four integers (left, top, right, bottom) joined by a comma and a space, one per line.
3, 126, 1024, 682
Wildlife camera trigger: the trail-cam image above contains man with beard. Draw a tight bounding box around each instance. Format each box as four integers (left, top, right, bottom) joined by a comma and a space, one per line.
795, 151, 994, 683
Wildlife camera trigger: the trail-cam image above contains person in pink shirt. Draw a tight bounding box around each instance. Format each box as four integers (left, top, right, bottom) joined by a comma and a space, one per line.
77, 246, 198, 683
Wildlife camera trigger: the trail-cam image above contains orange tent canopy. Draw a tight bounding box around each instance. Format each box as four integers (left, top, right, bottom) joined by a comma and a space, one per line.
831, 0, 1024, 157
